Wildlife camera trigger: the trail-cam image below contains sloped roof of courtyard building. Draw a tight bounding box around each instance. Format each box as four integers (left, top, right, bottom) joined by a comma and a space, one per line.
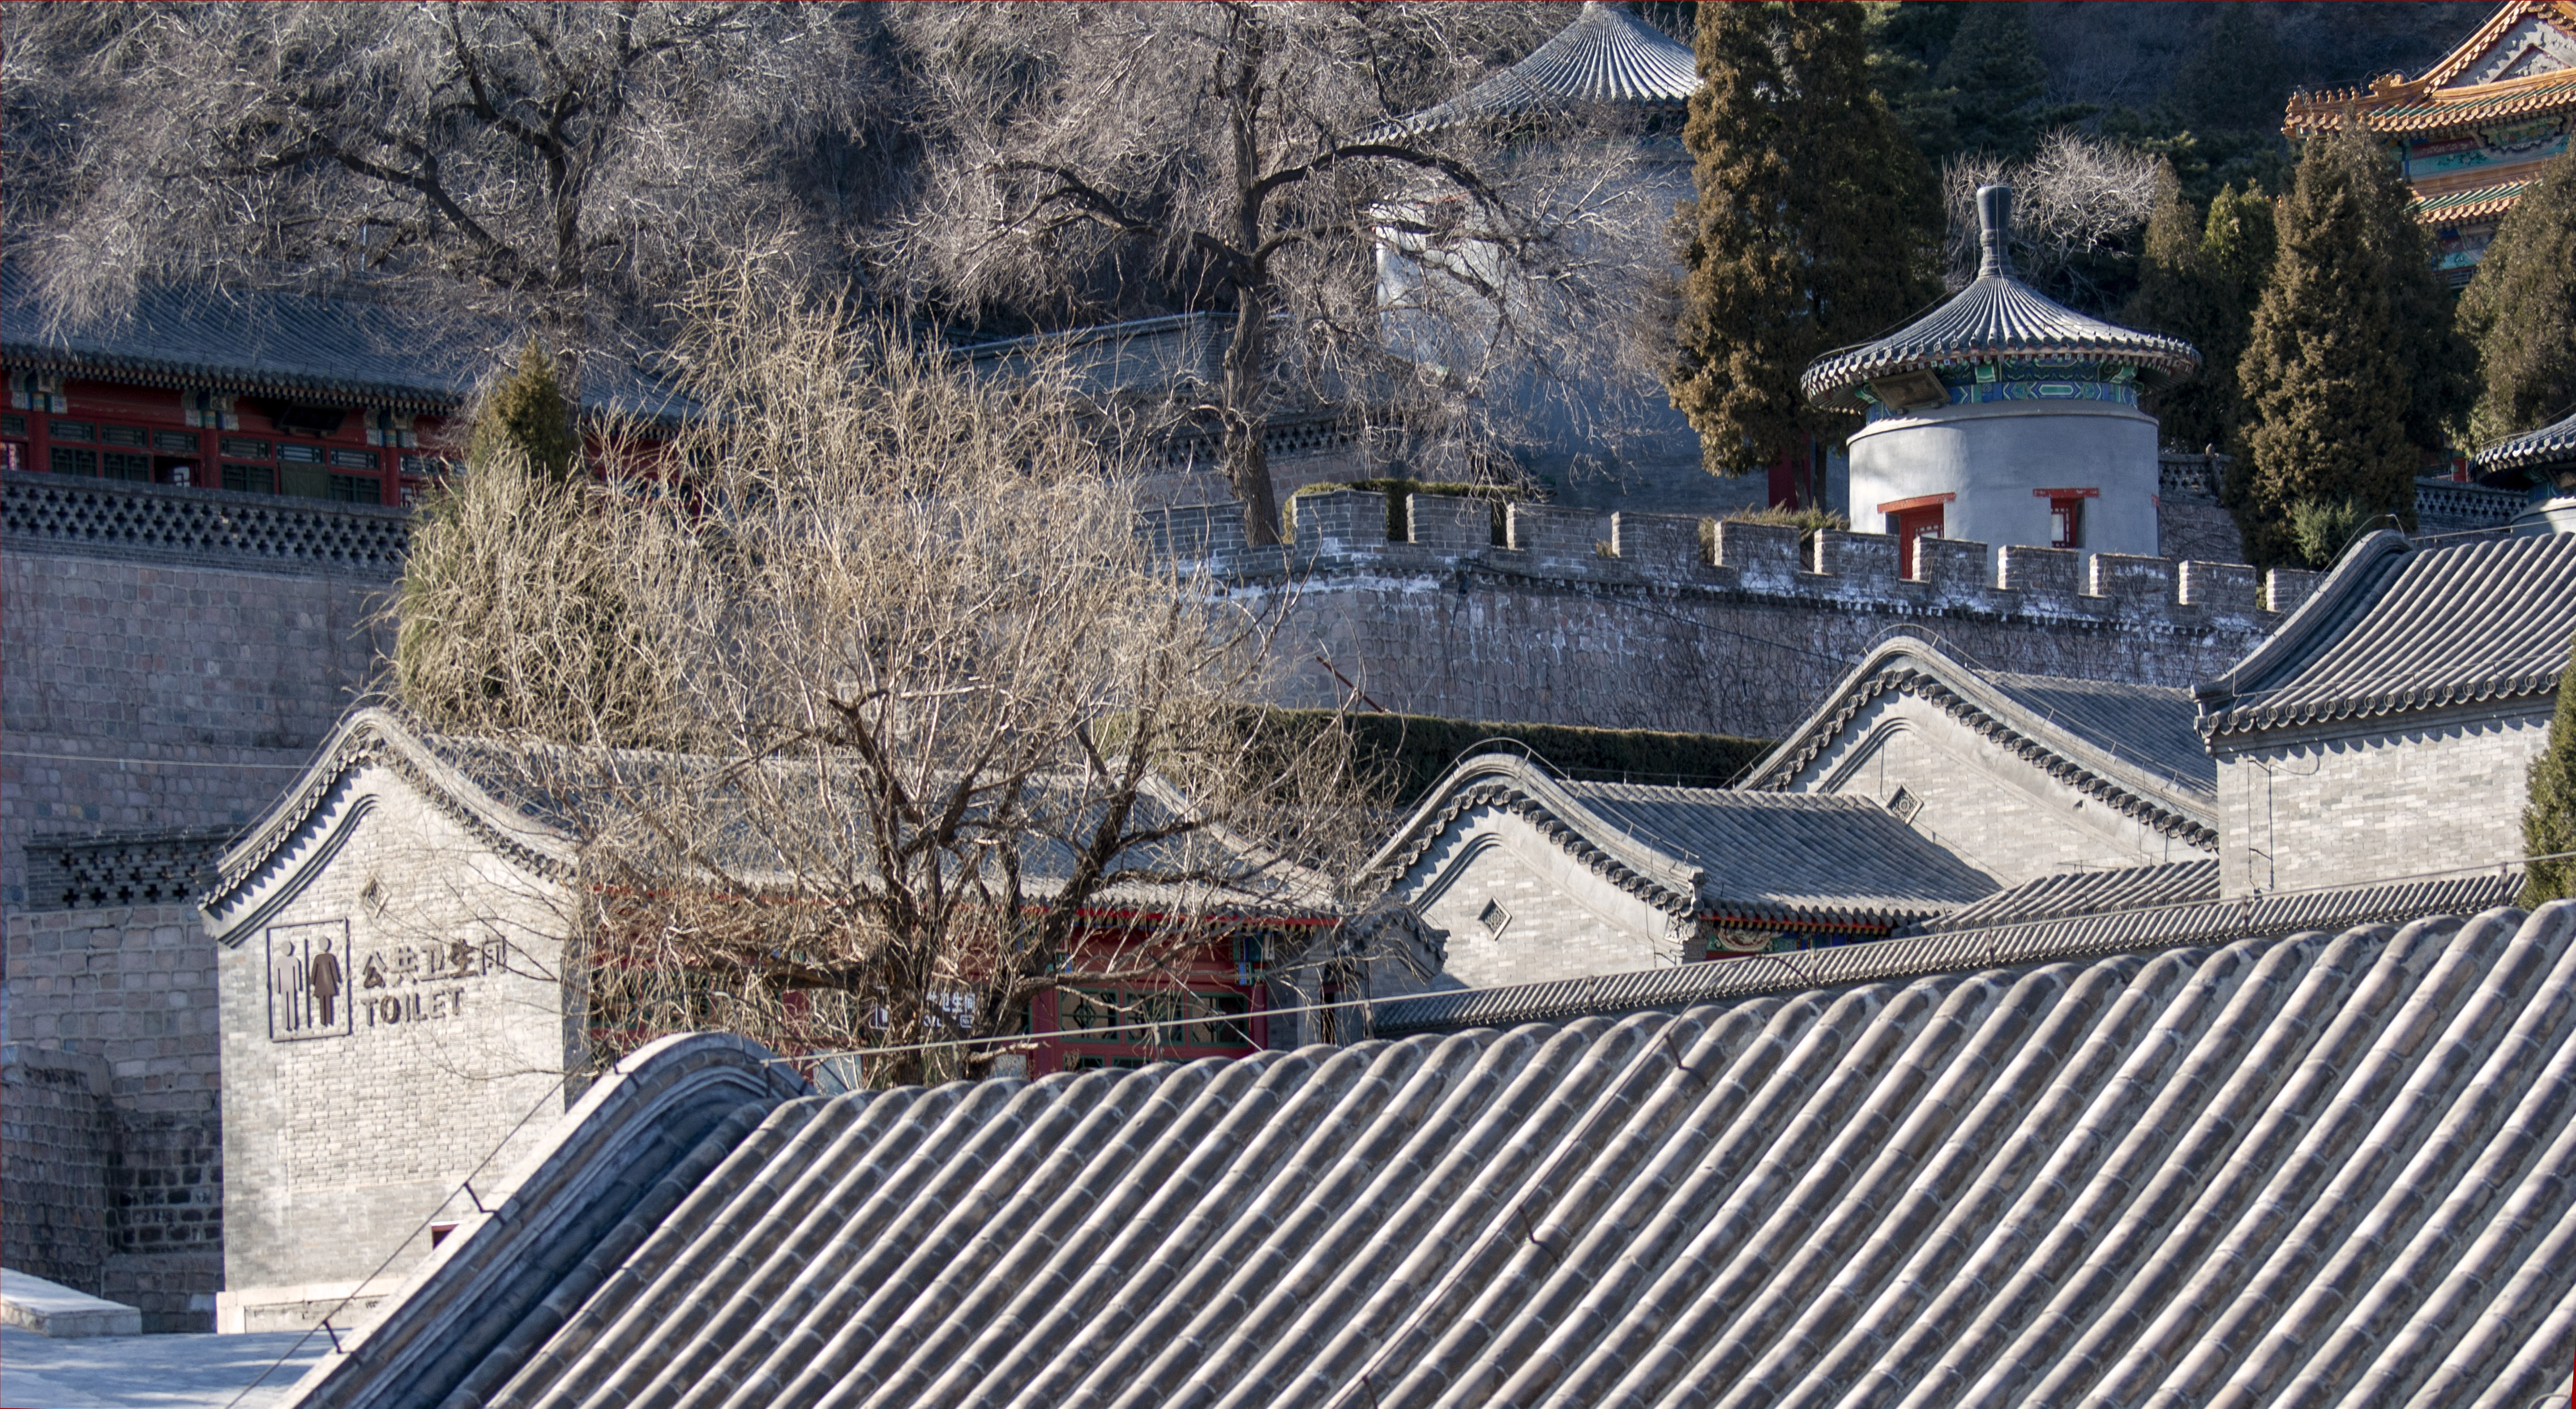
2197, 529, 2576, 741
1743, 633, 2219, 848
1359, 751, 2000, 931
284, 893, 2576, 1409
1368, 1, 1699, 139
202, 708, 1334, 944
0, 260, 692, 421
1802, 186, 2200, 410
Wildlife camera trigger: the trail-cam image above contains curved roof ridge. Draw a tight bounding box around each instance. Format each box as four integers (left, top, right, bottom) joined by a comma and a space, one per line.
200, 707, 576, 941
1741, 633, 2218, 843
1370, 2, 1697, 140
1802, 187, 2200, 410
1358, 751, 1706, 913
2473, 405, 2576, 483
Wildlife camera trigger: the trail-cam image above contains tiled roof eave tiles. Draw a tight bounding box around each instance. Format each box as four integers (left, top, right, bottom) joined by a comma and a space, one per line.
2474, 408, 2576, 477
1800, 276, 2201, 409
2283, 71, 2576, 134
313, 894, 2576, 1408
1, 343, 460, 411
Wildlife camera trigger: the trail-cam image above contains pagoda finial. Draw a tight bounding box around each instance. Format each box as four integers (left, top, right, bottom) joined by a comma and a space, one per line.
1976, 185, 2017, 280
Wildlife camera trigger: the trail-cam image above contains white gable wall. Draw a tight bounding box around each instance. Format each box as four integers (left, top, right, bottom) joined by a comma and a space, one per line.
1394, 806, 1686, 990
2215, 710, 2549, 898
1786, 693, 2209, 886
214, 763, 575, 1333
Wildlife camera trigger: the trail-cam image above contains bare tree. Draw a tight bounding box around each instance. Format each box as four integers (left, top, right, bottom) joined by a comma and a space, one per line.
878, 2, 1672, 544
393, 262, 1382, 1083
6, 1, 892, 393
1941, 130, 2160, 311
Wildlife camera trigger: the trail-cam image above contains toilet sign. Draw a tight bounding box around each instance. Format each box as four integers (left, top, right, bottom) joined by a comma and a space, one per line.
266, 920, 354, 1041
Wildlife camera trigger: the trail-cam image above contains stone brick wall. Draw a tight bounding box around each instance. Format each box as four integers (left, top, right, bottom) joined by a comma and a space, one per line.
2215, 711, 2551, 897
1157, 491, 2313, 740
2, 479, 399, 911
3, 903, 225, 1329
1, 1044, 115, 1294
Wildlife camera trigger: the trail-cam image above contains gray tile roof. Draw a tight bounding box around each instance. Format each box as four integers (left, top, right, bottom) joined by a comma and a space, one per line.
2197, 529, 2576, 740
1744, 635, 2218, 844
2472, 405, 2576, 485
1375, 868, 2524, 1034
1803, 187, 2200, 411
1902, 858, 2220, 936
1, 262, 692, 421
1362, 753, 1999, 930
287, 897, 2576, 1409
1368, 2, 1698, 139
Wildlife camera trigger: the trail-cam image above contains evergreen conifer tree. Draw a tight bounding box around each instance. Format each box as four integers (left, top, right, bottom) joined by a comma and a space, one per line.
2461, 149, 2576, 445
1669, 1, 1939, 483
398, 343, 650, 742
1933, 3, 2049, 161
2172, 4, 2289, 140
468, 339, 583, 482
2521, 634, 2576, 905
2129, 173, 2274, 457
2234, 127, 2416, 570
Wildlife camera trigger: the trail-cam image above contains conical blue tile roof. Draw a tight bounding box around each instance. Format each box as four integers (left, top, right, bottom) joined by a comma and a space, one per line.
1371, 2, 1698, 139
1803, 186, 2200, 412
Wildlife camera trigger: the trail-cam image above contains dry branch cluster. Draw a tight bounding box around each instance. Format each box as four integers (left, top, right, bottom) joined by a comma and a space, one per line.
397, 273, 1383, 1081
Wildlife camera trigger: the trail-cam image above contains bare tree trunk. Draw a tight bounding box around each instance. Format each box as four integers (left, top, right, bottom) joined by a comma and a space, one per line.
1223, 293, 1281, 545
1219, 4, 1282, 548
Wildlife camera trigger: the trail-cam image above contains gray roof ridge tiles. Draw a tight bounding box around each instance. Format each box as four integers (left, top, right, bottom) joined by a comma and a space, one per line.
1741, 633, 2219, 845
1359, 752, 1711, 918
1375, 868, 2529, 1035
1366, 1, 1698, 140
2196, 529, 2576, 740
200, 706, 1337, 941
1903, 858, 2222, 936
280, 899, 2576, 1409
1358, 751, 1999, 928
2472, 404, 2576, 482
1801, 186, 2201, 410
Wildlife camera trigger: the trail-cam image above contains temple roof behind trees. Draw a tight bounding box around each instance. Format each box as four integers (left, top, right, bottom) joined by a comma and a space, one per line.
2282, 0, 2576, 137
2474, 405, 2576, 485
284, 897, 2576, 1409
0, 261, 694, 422
2196, 530, 2576, 742
1367, 1, 1698, 140
1802, 187, 2200, 412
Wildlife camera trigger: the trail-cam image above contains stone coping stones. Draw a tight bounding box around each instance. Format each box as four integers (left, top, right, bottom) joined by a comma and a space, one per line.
1, 1267, 142, 1338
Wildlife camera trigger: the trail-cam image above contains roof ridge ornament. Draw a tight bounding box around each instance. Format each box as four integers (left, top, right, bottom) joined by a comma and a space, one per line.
1976, 185, 2018, 281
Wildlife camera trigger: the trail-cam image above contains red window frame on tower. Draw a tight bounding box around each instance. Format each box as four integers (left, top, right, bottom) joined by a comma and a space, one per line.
1878, 492, 1954, 578
2035, 486, 2099, 550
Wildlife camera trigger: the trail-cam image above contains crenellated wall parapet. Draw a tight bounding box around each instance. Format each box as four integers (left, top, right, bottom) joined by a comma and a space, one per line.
1153, 490, 2318, 632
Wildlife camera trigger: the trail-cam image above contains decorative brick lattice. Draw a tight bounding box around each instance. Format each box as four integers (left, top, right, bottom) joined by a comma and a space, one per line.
2414, 479, 2519, 531
1, 470, 410, 577
26, 828, 234, 910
